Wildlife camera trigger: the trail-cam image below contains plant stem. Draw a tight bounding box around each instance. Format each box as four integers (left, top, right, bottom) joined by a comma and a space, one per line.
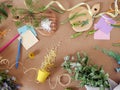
61, 13, 86, 24
111, 24, 120, 28
50, 6, 64, 14
112, 43, 120, 46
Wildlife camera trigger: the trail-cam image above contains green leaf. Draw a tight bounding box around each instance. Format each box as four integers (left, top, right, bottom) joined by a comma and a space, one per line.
50, 6, 64, 14
100, 85, 105, 90
77, 52, 81, 61
15, 21, 23, 27
81, 56, 88, 65
0, 7, 8, 17
69, 13, 86, 21
61, 13, 86, 24
75, 72, 79, 80
25, 0, 33, 9
38, 6, 47, 12
6, 4, 13, 8
33, 19, 39, 27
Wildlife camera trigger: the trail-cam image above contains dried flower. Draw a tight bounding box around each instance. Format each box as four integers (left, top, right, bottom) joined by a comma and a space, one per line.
41, 48, 57, 71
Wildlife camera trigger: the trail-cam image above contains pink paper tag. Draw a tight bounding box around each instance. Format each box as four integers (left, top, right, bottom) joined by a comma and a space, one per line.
94, 30, 110, 40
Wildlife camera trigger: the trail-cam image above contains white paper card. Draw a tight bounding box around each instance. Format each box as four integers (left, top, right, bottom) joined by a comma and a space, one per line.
18, 30, 38, 50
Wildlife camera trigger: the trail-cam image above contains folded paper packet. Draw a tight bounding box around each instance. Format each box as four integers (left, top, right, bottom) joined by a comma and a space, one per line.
85, 78, 120, 90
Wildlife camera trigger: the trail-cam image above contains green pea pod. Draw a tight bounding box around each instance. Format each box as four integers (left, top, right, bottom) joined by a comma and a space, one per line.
87, 30, 96, 35
65, 88, 72, 90
112, 43, 120, 47
111, 24, 120, 28
71, 32, 83, 39
50, 6, 64, 14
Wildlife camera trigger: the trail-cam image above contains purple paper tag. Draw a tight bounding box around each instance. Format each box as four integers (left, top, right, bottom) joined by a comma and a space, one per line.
94, 15, 116, 34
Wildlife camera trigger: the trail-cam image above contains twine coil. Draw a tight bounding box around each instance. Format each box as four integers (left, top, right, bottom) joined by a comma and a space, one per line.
48, 73, 71, 89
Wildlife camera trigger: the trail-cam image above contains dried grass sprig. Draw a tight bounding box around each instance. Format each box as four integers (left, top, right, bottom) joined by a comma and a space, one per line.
41, 48, 57, 71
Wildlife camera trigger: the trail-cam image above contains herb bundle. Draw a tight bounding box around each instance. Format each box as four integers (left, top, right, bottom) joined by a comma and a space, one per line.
62, 52, 110, 90
50, 6, 64, 14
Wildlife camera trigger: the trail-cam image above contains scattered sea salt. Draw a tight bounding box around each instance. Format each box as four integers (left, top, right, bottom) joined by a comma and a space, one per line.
40, 18, 52, 32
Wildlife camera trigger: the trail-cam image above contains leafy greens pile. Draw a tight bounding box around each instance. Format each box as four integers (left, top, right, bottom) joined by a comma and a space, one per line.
61, 52, 110, 90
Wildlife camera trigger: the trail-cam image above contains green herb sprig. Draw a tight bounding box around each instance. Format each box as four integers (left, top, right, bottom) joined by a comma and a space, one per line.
112, 43, 120, 47
50, 6, 64, 14
62, 52, 110, 90
61, 13, 86, 24
65, 87, 72, 90
81, 19, 89, 27
0, 2, 12, 23
72, 19, 89, 27
95, 46, 120, 64
111, 24, 120, 28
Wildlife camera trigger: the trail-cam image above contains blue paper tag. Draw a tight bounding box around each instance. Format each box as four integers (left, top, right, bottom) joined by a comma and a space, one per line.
17, 25, 37, 36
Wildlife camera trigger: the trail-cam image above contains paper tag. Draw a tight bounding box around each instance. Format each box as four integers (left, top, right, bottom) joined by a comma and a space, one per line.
18, 30, 38, 50
17, 25, 37, 36
94, 15, 116, 34
94, 30, 110, 40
